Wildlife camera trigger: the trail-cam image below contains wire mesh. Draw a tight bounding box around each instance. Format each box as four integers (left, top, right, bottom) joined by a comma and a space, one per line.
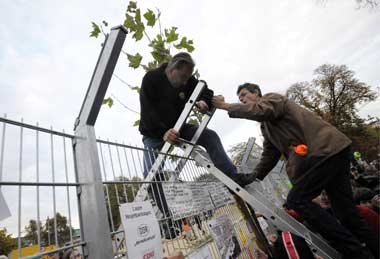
97, 139, 263, 258
0, 116, 271, 259
0, 116, 83, 259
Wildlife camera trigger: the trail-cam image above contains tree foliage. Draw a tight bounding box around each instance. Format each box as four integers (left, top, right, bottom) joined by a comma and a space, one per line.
90, 1, 198, 127
104, 176, 140, 229
0, 228, 17, 255
23, 213, 73, 247
23, 219, 41, 245
353, 0, 378, 8
318, 0, 379, 9
287, 64, 379, 160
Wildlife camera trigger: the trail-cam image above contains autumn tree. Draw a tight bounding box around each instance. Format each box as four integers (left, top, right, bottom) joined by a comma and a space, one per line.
104, 176, 140, 229
40, 213, 73, 246
287, 64, 379, 160
23, 219, 42, 245
0, 228, 17, 255
318, 0, 379, 9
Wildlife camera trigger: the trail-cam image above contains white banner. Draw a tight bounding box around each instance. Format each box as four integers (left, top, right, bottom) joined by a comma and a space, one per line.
209, 215, 241, 259
162, 182, 213, 219
208, 182, 235, 208
162, 182, 234, 220
120, 202, 163, 259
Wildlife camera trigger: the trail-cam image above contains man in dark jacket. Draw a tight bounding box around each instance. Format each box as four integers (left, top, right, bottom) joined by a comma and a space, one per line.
212, 83, 379, 259
139, 53, 244, 222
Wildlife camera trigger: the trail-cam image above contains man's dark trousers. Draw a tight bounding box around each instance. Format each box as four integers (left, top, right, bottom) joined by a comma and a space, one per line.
142, 124, 238, 217
286, 147, 379, 259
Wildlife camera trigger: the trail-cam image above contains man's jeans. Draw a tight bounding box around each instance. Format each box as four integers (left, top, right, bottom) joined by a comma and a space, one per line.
142, 124, 237, 216
286, 146, 379, 259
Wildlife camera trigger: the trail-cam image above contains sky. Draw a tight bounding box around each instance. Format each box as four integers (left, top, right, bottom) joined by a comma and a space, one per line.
0, 0, 380, 238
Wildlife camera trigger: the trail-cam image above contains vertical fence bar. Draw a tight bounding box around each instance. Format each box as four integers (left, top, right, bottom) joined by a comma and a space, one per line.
115, 145, 128, 200
122, 143, 136, 200
50, 127, 59, 246
0, 114, 6, 183
99, 142, 115, 232
63, 130, 73, 244
107, 141, 120, 205
17, 119, 23, 258
36, 122, 41, 252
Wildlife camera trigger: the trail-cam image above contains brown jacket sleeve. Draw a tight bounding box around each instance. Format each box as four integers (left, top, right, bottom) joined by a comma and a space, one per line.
255, 136, 281, 180
227, 93, 285, 122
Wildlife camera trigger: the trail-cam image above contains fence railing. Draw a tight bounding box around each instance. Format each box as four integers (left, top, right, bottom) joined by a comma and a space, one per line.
0, 115, 266, 259
0, 115, 83, 258
1, 25, 291, 259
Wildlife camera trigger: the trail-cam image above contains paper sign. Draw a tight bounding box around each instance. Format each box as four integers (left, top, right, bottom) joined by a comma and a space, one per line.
208, 182, 235, 208
0, 189, 11, 221
209, 215, 241, 259
187, 245, 212, 259
162, 182, 234, 220
163, 182, 213, 220
120, 201, 163, 259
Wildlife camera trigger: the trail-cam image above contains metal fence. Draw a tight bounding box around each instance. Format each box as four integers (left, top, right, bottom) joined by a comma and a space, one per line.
0, 115, 84, 258
0, 115, 268, 258
0, 25, 292, 259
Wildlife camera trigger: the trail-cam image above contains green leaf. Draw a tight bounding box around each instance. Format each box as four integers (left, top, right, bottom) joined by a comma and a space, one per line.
127, 53, 143, 69
102, 20, 108, 27
143, 9, 156, 27
142, 61, 158, 71
90, 22, 101, 38
133, 28, 144, 41
165, 27, 178, 43
123, 14, 136, 31
135, 8, 142, 24
187, 118, 198, 125
133, 9, 145, 41
149, 34, 171, 63
133, 119, 140, 126
102, 97, 113, 108
131, 86, 141, 93
127, 1, 137, 12
174, 37, 195, 52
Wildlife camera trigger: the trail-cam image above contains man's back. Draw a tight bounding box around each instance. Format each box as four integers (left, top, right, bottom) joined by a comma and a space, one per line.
139, 63, 199, 138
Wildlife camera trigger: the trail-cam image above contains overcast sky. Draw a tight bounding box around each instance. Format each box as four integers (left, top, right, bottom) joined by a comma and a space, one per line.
1, 0, 379, 237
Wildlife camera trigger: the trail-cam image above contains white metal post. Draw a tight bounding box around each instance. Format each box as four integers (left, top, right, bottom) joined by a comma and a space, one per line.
73, 25, 127, 258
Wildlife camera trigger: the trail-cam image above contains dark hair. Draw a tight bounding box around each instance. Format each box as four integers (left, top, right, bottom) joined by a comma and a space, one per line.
167, 52, 195, 70
354, 187, 375, 204
237, 83, 262, 97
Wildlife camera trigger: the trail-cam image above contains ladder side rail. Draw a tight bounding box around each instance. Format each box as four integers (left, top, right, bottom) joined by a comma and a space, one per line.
191, 149, 341, 259
134, 81, 206, 201
172, 108, 216, 178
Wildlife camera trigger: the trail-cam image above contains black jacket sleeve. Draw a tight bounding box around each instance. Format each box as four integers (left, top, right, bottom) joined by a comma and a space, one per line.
139, 72, 169, 137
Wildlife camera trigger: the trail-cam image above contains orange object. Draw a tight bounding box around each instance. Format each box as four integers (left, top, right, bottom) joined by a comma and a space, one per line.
293, 144, 308, 156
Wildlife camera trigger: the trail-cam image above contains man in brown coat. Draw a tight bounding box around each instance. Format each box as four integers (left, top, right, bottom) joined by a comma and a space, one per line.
212, 83, 379, 259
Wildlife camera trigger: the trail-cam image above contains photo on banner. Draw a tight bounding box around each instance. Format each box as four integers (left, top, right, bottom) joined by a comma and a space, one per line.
208, 215, 241, 259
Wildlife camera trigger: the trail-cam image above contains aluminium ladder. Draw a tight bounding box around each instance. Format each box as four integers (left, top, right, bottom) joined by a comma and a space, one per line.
135, 81, 341, 259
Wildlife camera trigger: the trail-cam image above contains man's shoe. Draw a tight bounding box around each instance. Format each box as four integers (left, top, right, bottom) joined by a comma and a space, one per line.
231, 173, 257, 187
